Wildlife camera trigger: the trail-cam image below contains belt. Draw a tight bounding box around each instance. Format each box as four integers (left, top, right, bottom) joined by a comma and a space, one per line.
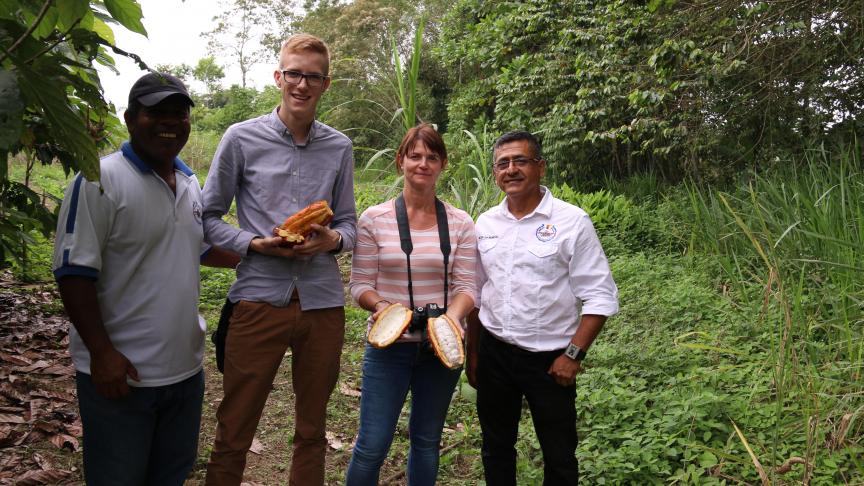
483, 327, 563, 358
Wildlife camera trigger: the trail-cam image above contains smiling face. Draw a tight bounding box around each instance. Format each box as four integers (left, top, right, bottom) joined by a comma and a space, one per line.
274, 51, 330, 124
493, 139, 546, 200
400, 141, 447, 192
124, 95, 191, 166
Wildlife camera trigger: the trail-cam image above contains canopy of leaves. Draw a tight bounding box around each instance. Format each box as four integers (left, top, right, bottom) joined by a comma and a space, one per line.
435, 0, 864, 185
0, 0, 147, 266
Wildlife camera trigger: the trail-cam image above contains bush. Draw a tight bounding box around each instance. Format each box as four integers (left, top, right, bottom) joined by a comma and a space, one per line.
551, 183, 681, 254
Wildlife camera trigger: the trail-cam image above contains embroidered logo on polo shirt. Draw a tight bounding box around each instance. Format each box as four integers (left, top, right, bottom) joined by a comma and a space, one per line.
478, 235, 498, 240
192, 201, 203, 224
535, 224, 557, 242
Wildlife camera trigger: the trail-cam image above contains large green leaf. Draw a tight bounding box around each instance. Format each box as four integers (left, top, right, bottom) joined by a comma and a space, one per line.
103, 0, 146, 36
57, 0, 90, 31
92, 16, 115, 44
32, 6, 59, 39
16, 64, 100, 183
0, 69, 23, 151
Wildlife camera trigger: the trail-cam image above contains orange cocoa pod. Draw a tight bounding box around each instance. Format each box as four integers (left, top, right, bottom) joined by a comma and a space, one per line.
277, 200, 334, 245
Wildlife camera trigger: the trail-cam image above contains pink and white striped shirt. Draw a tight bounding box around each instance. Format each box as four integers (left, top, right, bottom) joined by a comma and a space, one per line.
349, 199, 477, 342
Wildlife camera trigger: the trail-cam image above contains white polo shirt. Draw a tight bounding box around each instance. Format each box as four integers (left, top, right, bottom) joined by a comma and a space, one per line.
52, 142, 207, 387
475, 187, 619, 352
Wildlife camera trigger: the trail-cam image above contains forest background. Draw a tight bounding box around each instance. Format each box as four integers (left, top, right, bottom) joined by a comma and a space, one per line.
1, 0, 862, 484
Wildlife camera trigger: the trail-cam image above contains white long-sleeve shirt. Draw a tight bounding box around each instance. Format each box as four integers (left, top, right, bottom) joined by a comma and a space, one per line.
475, 187, 619, 352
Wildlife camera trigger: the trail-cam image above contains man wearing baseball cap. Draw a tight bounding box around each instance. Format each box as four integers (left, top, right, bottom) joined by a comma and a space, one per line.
52, 72, 238, 485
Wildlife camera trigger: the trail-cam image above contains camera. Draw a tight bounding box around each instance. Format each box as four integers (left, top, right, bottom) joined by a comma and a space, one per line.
409, 303, 445, 333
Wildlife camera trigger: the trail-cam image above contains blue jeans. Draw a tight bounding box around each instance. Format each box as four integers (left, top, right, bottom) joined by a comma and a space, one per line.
345, 342, 462, 486
76, 369, 205, 486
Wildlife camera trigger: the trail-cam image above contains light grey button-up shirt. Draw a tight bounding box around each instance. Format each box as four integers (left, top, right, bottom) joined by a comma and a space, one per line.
202, 109, 357, 309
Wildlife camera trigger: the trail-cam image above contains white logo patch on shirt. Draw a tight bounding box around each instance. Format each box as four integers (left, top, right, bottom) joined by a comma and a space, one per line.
535, 224, 557, 242
192, 201, 203, 224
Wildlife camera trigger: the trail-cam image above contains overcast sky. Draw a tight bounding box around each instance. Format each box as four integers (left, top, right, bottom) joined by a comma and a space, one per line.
98, 0, 282, 112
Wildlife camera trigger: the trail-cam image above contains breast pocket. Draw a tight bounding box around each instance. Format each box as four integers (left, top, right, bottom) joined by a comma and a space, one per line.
527, 243, 558, 280
478, 238, 498, 253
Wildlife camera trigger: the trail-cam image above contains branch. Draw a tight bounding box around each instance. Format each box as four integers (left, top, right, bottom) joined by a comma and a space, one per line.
0, 0, 54, 65
23, 16, 84, 65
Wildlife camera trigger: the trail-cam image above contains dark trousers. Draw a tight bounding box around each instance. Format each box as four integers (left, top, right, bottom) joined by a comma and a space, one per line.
76, 369, 205, 486
476, 328, 579, 486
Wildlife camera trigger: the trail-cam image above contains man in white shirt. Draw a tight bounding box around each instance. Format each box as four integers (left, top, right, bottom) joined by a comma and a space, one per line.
466, 130, 619, 485
53, 73, 238, 485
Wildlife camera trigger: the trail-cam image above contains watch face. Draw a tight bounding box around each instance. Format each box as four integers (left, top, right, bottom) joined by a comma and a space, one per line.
566, 344, 584, 360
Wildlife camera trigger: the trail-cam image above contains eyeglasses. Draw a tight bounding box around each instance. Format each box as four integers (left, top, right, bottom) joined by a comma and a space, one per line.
280, 70, 329, 88
493, 157, 539, 171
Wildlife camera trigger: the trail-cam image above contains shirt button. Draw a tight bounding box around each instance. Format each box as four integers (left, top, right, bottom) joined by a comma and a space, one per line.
293, 171, 298, 176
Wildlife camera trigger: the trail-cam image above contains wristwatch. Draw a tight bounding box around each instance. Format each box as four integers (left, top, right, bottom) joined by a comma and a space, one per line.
564, 343, 586, 361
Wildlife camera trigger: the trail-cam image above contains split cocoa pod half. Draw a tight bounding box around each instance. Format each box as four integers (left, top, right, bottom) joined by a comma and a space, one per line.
367, 303, 412, 348
277, 200, 334, 246
427, 314, 465, 369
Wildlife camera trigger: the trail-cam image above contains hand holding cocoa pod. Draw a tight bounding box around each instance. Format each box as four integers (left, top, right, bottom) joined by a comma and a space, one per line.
276, 200, 334, 247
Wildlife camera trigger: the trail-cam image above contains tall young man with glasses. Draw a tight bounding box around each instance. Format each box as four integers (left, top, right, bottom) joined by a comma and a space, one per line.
201, 34, 356, 485
466, 131, 619, 485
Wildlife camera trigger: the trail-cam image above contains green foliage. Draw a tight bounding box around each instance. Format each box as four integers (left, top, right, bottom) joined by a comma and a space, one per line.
440, 126, 501, 219
551, 183, 680, 254
293, 0, 452, 165
192, 84, 278, 133
200, 267, 235, 312
193, 56, 226, 99
390, 17, 424, 132
0, 0, 146, 268
436, 0, 864, 184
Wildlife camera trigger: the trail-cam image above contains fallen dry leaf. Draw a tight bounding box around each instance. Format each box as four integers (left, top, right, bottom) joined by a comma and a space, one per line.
0, 414, 26, 424
49, 433, 79, 452
325, 431, 344, 451
339, 382, 362, 398
249, 437, 264, 455
32, 452, 52, 471
12, 468, 72, 485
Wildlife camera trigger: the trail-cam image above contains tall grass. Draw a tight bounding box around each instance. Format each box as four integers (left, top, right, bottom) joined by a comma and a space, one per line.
444, 127, 501, 219
685, 143, 864, 482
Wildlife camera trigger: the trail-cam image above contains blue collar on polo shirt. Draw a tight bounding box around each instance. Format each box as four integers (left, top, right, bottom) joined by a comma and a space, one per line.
121, 141, 194, 176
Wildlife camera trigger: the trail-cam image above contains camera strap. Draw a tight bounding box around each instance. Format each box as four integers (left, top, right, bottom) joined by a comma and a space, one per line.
394, 194, 451, 312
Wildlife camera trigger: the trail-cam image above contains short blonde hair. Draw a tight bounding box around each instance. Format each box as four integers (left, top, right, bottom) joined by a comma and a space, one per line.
279, 34, 330, 75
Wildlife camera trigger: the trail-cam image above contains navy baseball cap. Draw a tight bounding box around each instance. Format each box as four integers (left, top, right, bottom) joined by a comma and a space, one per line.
128, 72, 195, 107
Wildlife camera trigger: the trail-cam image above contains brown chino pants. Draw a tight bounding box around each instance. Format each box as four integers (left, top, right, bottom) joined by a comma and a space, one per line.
205, 299, 345, 486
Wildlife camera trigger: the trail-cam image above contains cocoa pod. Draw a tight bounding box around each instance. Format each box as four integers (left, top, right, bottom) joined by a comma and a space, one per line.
368, 303, 412, 348
277, 200, 334, 245
428, 314, 464, 369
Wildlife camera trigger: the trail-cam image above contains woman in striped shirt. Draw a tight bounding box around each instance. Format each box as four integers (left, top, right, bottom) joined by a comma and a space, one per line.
346, 124, 477, 485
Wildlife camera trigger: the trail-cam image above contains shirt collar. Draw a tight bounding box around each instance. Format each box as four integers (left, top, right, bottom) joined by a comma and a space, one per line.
267, 108, 319, 146
121, 141, 194, 177
498, 185, 552, 220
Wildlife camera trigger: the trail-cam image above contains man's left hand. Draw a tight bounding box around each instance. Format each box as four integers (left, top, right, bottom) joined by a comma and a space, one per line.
293, 224, 341, 256
547, 355, 583, 387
